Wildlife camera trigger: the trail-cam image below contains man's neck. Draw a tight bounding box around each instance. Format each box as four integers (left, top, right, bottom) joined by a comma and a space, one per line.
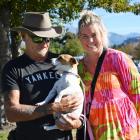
25, 51, 48, 62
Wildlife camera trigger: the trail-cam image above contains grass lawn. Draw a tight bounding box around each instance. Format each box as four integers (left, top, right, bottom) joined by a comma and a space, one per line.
0, 123, 15, 140
0, 130, 9, 140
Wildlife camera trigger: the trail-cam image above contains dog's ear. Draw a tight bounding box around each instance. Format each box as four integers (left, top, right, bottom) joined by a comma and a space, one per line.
70, 58, 78, 65
58, 55, 63, 61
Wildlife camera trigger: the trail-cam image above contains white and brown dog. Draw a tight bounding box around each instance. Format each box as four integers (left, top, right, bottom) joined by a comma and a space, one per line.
37, 54, 84, 131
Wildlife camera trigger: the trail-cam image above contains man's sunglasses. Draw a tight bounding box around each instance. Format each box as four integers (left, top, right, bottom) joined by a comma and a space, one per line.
29, 35, 50, 44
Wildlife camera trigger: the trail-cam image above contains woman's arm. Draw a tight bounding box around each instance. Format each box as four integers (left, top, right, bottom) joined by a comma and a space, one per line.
115, 51, 140, 114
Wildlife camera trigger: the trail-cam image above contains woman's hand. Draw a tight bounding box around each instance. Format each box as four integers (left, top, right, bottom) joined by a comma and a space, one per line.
55, 114, 82, 130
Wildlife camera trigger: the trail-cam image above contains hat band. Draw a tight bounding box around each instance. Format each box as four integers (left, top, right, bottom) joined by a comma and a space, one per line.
23, 25, 52, 31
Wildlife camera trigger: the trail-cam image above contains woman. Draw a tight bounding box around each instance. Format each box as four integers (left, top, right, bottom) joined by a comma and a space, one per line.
77, 10, 140, 140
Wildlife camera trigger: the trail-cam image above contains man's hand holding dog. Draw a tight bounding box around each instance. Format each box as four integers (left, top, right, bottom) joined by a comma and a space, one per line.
51, 94, 83, 130
55, 114, 82, 130
52, 94, 82, 113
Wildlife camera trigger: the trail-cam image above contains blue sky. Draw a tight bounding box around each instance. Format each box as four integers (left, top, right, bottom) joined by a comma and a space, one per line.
66, 7, 140, 35
95, 8, 140, 35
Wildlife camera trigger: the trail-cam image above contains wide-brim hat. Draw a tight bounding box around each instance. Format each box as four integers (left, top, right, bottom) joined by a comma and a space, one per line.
12, 12, 63, 38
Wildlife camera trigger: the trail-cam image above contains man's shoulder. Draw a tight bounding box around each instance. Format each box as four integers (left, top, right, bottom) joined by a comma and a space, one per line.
3, 54, 28, 70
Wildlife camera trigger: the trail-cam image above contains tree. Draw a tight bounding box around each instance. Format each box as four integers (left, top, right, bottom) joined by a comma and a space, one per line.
62, 38, 84, 56
49, 39, 63, 54
133, 42, 140, 59
49, 32, 84, 56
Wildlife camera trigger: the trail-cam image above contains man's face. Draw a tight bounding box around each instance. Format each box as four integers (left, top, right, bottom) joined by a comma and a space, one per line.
23, 33, 50, 60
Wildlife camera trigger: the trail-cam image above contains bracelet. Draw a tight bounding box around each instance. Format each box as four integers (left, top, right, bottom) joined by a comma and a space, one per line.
78, 114, 86, 129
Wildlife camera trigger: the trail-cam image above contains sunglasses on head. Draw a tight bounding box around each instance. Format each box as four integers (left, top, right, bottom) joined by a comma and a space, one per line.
29, 35, 50, 44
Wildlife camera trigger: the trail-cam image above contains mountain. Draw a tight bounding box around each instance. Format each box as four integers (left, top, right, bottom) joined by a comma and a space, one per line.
108, 32, 126, 46
109, 32, 140, 46
125, 33, 140, 38
123, 36, 140, 45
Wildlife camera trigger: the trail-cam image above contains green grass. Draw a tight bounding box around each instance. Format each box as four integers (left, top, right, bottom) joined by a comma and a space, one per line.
0, 130, 9, 140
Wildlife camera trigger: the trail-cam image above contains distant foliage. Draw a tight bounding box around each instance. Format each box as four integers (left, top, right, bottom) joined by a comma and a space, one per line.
62, 38, 84, 56
133, 42, 140, 59
114, 41, 140, 60
49, 39, 63, 54
49, 32, 84, 56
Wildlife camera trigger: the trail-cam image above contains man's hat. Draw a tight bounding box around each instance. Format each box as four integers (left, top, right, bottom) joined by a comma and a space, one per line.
12, 12, 63, 38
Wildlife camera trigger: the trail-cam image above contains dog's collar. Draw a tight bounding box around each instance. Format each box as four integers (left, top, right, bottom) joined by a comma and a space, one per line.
63, 71, 79, 78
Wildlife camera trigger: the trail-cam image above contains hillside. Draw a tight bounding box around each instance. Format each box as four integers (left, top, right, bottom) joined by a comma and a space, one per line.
109, 32, 140, 46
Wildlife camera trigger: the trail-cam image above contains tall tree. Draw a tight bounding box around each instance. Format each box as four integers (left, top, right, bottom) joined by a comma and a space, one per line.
62, 38, 84, 56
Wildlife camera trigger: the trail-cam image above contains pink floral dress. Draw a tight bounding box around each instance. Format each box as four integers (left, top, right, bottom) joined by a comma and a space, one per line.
78, 48, 140, 140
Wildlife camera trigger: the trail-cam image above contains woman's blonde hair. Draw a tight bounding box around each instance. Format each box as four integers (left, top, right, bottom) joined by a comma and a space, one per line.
78, 10, 109, 48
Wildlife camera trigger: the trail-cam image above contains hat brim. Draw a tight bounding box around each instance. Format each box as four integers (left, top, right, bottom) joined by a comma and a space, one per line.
12, 26, 63, 38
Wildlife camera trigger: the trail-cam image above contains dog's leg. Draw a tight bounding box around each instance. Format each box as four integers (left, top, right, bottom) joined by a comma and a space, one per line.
36, 85, 58, 105
55, 86, 84, 121
54, 87, 72, 103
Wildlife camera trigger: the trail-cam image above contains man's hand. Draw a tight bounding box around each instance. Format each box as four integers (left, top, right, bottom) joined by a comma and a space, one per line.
52, 94, 83, 113
55, 114, 82, 130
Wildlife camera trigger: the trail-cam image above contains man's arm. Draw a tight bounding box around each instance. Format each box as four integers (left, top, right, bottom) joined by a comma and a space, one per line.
4, 90, 60, 122
4, 89, 81, 122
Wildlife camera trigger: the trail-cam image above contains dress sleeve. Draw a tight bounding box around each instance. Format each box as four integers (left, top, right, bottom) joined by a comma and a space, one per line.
115, 51, 140, 115
1, 62, 19, 93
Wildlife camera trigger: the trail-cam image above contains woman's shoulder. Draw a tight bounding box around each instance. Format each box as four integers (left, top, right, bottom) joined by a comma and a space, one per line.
107, 48, 123, 54
106, 48, 127, 58
105, 48, 133, 68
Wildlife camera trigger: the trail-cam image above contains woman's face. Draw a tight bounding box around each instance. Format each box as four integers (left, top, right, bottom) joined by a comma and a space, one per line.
79, 24, 103, 55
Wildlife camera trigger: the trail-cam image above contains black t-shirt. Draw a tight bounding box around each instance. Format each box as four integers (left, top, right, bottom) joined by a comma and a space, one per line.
1, 52, 72, 140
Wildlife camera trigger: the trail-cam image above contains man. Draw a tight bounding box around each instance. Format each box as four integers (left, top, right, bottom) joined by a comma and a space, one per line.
1, 12, 82, 140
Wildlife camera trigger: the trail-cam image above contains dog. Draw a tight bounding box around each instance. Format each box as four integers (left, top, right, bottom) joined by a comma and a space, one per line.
36, 54, 84, 131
